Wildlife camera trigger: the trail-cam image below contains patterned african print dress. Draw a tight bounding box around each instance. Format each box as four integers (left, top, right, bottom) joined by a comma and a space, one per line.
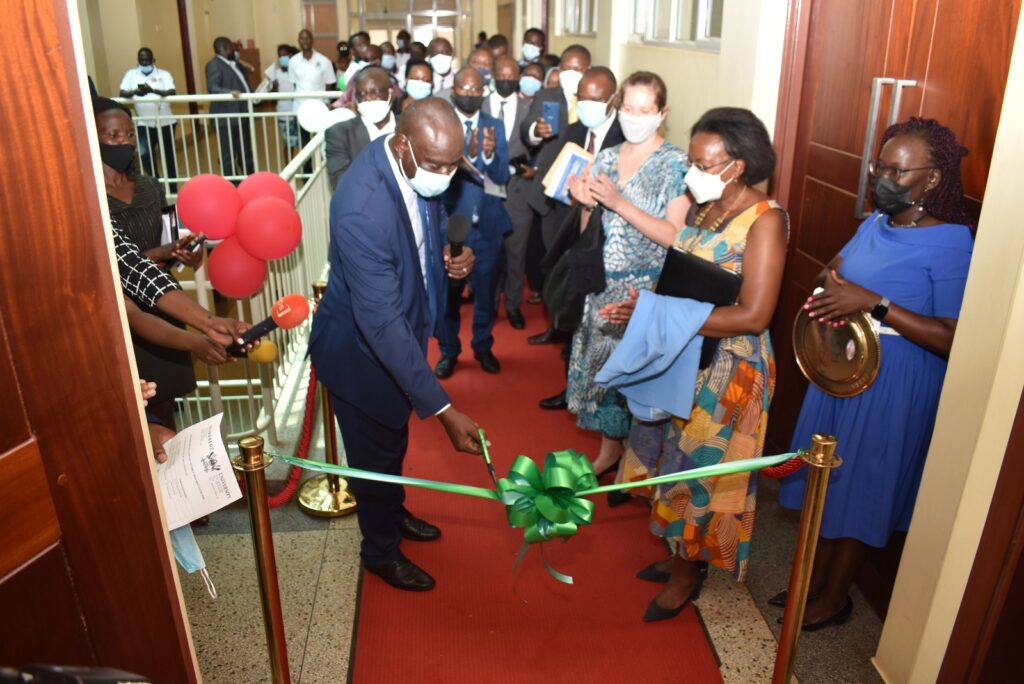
621, 199, 786, 580
566, 140, 688, 438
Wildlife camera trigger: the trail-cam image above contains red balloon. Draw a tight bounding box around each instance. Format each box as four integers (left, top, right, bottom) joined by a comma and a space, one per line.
206, 237, 267, 298
238, 172, 296, 207
235, 197, 302, 260
176, 174, 242, 239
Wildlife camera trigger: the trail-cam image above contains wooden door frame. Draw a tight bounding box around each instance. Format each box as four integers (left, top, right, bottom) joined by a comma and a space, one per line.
0, 1, 198, 680
771, 0, 814, 203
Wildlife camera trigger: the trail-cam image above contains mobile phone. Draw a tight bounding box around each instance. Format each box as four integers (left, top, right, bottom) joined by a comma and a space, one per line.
541, 101, 560, 136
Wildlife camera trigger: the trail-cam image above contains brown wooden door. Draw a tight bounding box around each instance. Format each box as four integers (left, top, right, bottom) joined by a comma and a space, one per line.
0, 1, 198, 680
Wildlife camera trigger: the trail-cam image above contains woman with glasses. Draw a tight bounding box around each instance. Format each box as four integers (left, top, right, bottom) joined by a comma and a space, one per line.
594, 106, 788, 622
775, 118, 974, 630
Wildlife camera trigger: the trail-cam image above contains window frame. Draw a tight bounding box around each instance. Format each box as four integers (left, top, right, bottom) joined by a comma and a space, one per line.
561, 0, 598, 37
632, 0, 723, 52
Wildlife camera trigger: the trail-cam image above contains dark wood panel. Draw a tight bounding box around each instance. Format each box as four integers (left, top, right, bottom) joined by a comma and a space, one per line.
0, 543, 94, 667
0, 439, 60, 579
806, 143, 862, 197
0, 2, 196, 681
0, 309, 31, 454
795, 177, 860, 265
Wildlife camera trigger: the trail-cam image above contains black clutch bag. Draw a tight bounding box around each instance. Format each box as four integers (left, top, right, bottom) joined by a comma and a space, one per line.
655, 247, 742, 368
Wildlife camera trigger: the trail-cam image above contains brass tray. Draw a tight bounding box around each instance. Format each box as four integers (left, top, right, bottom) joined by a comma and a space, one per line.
793, 308, 880, 397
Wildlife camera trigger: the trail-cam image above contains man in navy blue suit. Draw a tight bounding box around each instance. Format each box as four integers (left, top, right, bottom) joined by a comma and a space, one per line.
435, 67, 512, 378
309, 98, 484, 592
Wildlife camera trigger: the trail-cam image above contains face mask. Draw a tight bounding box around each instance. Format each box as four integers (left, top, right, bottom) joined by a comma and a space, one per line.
406, 78, 432, 100
139, 63, 154, 75
339, 46, 350, 56
494, 79, 518, 98
522, 43, 542, 62
519, 75, 542, 97
452, 94, 484, 115
170, 524, 217, 599
381, 54, 397, 70
430, 54, 453, 75
559, 69, 584, 100
355, 60, 369, 71
871, 176, 917, 216
232, 50, 240, 61
358, 95, 392, 123
278, 55, 290, 68
684, 160, 736, 204
400, 139, 455, 197
618, 110, 663, 144
397, 38, 407, 49
577, 100, 612, 130
476, 67, 492, 82
100, 143, 136, 173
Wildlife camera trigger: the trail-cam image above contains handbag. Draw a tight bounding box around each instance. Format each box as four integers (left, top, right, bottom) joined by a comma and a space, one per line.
655, 247, 742, 368
542, 206, 605, 333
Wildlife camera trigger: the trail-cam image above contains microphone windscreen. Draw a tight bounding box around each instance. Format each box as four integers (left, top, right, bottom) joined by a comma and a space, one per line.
270, 294, 311, 329
447, 213, 471, 245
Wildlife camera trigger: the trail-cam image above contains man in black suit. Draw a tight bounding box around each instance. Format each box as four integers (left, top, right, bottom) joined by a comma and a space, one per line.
326, 67, 398, 191
536, 66, 625, 410
204, 36, 254, 179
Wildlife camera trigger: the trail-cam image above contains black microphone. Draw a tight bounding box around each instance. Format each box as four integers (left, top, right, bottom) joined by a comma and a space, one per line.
445, 213, 472, 315
226, 294, 310, 357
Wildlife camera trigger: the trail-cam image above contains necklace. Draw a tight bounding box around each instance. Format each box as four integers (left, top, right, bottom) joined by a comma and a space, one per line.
888, 208, 928, 228
694, 185, 748, 233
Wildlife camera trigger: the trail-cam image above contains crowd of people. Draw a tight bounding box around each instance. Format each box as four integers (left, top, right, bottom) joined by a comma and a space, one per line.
105, 26, 976, 628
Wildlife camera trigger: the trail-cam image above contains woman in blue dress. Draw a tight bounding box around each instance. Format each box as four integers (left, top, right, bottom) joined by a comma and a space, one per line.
776, 118, 974, 630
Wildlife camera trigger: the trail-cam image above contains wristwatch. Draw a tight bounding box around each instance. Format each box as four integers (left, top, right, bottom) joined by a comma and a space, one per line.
871, 296, 891, 321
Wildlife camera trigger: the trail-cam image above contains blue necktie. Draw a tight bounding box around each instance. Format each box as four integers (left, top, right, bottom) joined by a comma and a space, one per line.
417, 197, 439, 331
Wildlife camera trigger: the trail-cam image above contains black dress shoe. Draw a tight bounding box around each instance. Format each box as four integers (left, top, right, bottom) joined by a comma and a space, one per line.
637, 559, 707, 583
364, 554, 435, 592
435, 355, 457, 378
607, 490, 631, 507
474, 349, 501, 373
642, 571, 706, 623
527, 327, 563, 345
538, 390, 567, 410
767, 589, 821, 607
777, 595, 853, 631
399, 514, 441, 541
507, 309, 526, 329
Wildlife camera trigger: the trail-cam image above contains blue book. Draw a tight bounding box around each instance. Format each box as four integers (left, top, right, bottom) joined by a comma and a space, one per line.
542, 142, 594, 206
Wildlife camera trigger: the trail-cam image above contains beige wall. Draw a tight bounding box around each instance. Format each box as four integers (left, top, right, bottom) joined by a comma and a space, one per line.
874, 6, 1024, 682
192, 0, 303, 83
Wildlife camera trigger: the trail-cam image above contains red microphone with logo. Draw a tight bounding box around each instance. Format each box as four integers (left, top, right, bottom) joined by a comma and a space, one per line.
227, 293, 310, 357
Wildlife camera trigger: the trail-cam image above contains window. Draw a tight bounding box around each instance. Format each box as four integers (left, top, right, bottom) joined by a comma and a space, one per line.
633, 0, 723, 49
348, 0, 469, 56
562, 0, 598, 36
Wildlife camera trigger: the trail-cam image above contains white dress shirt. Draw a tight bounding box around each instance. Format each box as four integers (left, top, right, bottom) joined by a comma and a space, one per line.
433, 70, 454, 93
288, 49, 335, 98
454, 109, 494, 164
362, 111, 396, 142
119, 66, 175, 126
264, 64, 296, 112
383, 135, 426, 289
487, 90, 518, 142
584, 108, 618, 154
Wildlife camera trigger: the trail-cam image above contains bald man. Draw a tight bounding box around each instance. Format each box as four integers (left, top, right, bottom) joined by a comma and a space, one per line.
310, 98, 485, 592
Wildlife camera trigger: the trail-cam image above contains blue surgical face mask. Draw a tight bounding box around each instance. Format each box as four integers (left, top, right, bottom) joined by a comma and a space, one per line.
522, 43, 542, 62
278, 55, 290, 68
170, 524, 217, 599
139, 63, 155, 75
406, 78, 432, 100
400, 139, 455, 197
519, 75, 542, 97
381, 54, 397, 70
397, 38, 407, 49
576, 99, 612, 129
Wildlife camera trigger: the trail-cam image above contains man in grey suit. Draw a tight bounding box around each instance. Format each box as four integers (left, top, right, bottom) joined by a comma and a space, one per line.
484, 56, 534, 329
204, 36, 254, 179
326, 67, 397, 191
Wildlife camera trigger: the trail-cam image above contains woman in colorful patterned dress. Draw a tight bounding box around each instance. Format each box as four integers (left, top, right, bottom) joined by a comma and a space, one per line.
599, 108, 788, 622
775, 119, 974, 631
565, 72, 690, 476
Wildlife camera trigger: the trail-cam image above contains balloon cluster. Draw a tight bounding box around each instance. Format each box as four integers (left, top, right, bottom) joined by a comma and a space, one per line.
176, 173, 302, 298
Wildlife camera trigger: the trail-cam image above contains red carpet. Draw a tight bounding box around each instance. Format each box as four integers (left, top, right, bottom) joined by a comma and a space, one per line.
350, 300, 723, 683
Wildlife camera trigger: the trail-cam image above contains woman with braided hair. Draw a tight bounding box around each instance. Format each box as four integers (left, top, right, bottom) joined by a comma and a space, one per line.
775, 118, 974, 630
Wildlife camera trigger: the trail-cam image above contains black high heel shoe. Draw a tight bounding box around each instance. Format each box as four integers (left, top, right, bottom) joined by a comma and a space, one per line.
637, 559, 708, 584
642, 569, 707, 623
595, 458, 621, 479
775, 595, 853, 631
767, 589, 819, 607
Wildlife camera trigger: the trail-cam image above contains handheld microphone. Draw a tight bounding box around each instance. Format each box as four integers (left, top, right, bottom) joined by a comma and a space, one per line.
445, 214, 472, 315
227, 293, 310, 357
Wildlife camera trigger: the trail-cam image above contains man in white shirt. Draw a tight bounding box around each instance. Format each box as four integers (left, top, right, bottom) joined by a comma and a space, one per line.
119, 47, 177, 189
428, 37, 456, 93
290, 29, 336, 169
265, 44, 300, 153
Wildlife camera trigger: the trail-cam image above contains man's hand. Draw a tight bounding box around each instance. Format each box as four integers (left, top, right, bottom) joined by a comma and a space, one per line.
136, 83, 151, 96
201, 316, 250, 347
535, 117, 554, 139
444, 244, 475, 280
148, 422, 176, 464
481, 126, 496, 158
437, 407, 484, 454
518, 163, 537, 180
230, 90, 241, 99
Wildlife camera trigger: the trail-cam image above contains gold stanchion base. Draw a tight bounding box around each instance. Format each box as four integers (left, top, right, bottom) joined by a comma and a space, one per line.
297, 474, 357, 518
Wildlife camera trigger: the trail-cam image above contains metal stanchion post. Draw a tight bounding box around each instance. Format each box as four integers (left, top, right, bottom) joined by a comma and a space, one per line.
771, 434, 842, 684
233, 436, 291, 684
297, 282, 357, 517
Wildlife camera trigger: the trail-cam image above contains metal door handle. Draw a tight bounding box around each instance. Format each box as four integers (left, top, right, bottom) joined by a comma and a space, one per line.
855, 77, 894, 219
887, 79, 918, 126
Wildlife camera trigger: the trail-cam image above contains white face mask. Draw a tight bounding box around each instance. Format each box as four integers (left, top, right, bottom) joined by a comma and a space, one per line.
618, 111, 664, 144
558, 69, 584, 101
430, 53, 453, 75
357, 95, 392, 124
522, 43, 542, 62
399, 138, 455, 197
684, 160, 736, 204
576, 100, 612, 130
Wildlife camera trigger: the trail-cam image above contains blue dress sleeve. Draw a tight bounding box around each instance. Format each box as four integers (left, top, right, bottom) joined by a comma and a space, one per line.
929, 244, 973, 319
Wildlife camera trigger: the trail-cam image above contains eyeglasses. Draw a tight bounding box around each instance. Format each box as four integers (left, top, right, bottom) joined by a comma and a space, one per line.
868, 160, 934, 180
683, 158, 733, 174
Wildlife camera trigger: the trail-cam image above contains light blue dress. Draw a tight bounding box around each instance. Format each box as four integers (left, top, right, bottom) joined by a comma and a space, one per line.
566, 140, 688, 438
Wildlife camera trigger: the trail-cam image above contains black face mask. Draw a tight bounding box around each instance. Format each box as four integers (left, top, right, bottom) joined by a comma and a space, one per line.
494, 79, 518, 97
452, 94, 484, 115
100, 143, 136, 173
871, 176, 917, 216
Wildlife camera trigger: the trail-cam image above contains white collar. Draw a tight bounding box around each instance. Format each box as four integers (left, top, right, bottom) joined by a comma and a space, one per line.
587, 109, 617, 137
383, 134, 417, 206
455, 108, 480, 129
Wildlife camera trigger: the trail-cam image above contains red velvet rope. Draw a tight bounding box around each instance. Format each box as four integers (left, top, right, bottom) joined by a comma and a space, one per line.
261, 364, 319, 508
761, 453, 805, 479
